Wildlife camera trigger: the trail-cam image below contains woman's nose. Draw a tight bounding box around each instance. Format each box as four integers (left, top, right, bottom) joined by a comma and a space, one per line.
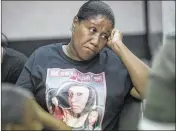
91, 34, 99, 47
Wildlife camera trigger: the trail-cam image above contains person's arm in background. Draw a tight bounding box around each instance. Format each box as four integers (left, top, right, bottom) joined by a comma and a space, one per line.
138, 36, 175, 130
32, 99, 72, 130
9, 56, 28, 84
16, 52, 72, 130
108, 29, 150, 99
1, 47, 28, 84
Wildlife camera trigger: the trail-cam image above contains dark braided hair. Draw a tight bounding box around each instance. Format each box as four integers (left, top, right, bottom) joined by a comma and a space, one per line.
76, 1, 115, 28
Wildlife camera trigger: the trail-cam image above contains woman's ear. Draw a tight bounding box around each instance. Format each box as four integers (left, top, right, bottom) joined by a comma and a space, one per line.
72, 16, 79, 34
73, 16, 79, 27
73, 16, 79, 25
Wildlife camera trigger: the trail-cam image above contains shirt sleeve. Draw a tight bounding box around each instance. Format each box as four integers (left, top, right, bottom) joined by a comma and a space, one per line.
8, 56, 28, 84
16, 51, 36, 93
124, 72, 133, 96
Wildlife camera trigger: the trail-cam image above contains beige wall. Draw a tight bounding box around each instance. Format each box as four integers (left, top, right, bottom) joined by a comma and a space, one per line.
2, 1, 145, 40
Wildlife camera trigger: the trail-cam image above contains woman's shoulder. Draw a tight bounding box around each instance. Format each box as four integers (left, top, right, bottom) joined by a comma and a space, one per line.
26, 43, 64, 65
34, 43, 62, 56
100, 47, 120, 60
100, 46, 125, 67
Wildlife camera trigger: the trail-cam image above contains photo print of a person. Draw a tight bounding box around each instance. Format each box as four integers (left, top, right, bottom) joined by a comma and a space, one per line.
48, 81, 98, 129
84, 106, 103, 130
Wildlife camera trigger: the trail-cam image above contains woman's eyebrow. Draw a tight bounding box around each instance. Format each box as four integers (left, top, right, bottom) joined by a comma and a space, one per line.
102, 31, 111, 36
89, 21, 111, 35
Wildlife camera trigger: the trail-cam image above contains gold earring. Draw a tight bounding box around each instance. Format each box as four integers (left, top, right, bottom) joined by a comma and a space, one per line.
73, 24, 75, 30
72, 24, 75, 34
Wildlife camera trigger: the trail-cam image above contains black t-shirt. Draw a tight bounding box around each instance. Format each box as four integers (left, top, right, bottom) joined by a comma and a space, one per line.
1, 47, 28, 84
16, 43, 133, 130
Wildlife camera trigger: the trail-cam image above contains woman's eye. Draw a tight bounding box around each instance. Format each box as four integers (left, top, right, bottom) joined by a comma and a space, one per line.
68, 92, 73, 98
90, 28, 97, 33
77, 93, 82, 96
101, 35, 108, 40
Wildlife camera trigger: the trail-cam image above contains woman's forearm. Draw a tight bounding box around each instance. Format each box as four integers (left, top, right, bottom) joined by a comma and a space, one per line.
33, 100, 72, 130
112, 41, 151, 98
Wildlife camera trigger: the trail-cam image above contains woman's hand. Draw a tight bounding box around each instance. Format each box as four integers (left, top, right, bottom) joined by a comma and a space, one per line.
107, 29, 150, 99
33, 99, 72, 130
107, 29, 123, 56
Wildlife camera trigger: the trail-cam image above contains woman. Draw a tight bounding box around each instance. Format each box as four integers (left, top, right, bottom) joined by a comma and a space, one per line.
16, 1, 150, 130
84, 107, 103, 130
50, 96, 64, 120
49, 81, 98, 129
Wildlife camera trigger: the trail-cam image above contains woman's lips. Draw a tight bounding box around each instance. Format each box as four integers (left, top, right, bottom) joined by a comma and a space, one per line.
84, 47, 96, 53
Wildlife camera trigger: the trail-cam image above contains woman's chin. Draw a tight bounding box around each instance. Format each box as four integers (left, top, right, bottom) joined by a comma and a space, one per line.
79, 54, 96, 61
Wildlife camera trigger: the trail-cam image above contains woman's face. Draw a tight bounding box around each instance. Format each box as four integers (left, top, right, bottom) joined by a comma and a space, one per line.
68, 86, 89, 114
88, 111, 99, 125
72, 15, 113, 60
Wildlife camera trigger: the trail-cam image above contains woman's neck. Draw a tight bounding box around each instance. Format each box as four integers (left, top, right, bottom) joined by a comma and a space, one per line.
63, 42, 81, 61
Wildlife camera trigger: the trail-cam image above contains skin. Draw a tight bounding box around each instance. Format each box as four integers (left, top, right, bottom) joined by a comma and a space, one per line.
68, 86, 89, 114
64, 15, 150, 99
107, 29, 150, 99
88, 111, 99, 126
63, 15, 113, 61
33, 99, 72, 130
5, 99, 71, 130
4, 99, 43, 130
7, 12, 149, 131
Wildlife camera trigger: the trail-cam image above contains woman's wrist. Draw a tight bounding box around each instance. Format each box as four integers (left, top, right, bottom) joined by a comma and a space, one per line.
111, 40, 125, 58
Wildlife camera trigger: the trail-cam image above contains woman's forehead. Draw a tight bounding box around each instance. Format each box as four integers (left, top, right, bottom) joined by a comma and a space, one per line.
81, 16, 113, 30
69, 85, 89, 92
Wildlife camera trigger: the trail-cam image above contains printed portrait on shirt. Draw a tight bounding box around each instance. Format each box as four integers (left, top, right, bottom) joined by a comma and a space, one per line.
46, 68, 106, 130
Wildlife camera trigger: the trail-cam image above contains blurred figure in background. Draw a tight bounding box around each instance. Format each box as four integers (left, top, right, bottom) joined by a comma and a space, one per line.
138, 35, 175, 130
1, 33, 28, 84
1, 83, 72, 130
2, 83, 44, 130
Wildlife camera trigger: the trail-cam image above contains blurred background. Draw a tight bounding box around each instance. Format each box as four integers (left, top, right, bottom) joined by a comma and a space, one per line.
1, 1, 175, 63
